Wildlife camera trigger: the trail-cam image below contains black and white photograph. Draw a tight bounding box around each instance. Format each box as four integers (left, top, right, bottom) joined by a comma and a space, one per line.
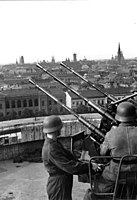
0, 0, 137, 199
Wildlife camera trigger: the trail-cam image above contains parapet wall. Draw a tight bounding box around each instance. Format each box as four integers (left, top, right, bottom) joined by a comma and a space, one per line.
0, 114, 101, 160
21, 117, 100, 142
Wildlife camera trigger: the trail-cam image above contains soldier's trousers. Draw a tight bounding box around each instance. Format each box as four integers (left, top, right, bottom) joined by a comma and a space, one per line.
47, 174, 73, 200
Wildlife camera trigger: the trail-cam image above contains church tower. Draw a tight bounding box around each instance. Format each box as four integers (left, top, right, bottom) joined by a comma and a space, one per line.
73, 53, 77, 62
117, 43, 124, 64
20, 56, 24, 64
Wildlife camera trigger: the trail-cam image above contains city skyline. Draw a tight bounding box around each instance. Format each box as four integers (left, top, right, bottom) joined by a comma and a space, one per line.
0, 0, 137, 64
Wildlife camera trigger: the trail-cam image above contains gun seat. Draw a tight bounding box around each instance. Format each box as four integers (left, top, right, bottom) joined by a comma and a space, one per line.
89, 155, 137, 200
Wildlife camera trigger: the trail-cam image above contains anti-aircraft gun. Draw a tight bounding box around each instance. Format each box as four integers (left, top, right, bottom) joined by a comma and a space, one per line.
31, 63, 137, 148
30, 65, 137, 181
34, 63, 118, 157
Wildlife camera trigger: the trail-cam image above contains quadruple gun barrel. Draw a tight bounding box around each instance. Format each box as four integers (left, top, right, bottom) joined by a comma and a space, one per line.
36, 63, 117, 126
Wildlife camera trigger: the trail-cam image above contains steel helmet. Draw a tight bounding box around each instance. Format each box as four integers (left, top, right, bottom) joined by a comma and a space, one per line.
43, 115, 63, 134
115, 102, 136, 122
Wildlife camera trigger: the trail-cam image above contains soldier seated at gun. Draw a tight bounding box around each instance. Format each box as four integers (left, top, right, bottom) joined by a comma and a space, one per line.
83, 101, 137, 200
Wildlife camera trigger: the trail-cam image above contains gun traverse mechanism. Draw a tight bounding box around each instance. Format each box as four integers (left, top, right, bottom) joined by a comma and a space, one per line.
29, 79, 105, 146
36, 63, 117, 126
60, 62, 117, 102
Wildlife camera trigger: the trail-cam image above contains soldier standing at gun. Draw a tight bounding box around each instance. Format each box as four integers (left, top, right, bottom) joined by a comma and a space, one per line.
42, 115, 101, 200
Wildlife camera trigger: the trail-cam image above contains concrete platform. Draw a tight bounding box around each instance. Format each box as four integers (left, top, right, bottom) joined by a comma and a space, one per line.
0, 160, 89, 200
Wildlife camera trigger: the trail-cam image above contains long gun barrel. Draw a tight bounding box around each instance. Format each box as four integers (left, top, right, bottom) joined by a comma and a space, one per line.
110, 92, 137, 105
60, 62, 117, 102
29, 79, 104, 146
36, 63, 117, 125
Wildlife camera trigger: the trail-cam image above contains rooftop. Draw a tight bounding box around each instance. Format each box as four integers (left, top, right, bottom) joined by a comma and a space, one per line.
0, 160, 89, 200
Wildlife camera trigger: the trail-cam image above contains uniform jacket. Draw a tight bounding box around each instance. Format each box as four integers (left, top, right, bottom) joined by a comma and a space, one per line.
100, 122, 137, 181
42, 137, 89, 200
42, 137, 89, 176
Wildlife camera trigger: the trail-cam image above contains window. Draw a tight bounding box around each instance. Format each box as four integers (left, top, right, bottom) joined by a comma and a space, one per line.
0, 104, 2, 109
11, 100, 15, 108
29, 99, 33, 107
23, 99, 27, 107
34, 99, 38, 106
101, 99, 104, 105
17, 100, 21, 108
6, 101, 10, 109
49, 100, 52, 105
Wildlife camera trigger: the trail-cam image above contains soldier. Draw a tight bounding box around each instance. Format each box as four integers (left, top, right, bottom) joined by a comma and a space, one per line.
84, 101, 137, 199
42, 115, 100, 200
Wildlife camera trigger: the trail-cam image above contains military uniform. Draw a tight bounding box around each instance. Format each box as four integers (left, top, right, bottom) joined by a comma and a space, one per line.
92, 102, 137, 194
83, 102, 137, 200
100, 122, 137, 182
42, 137, 89, 200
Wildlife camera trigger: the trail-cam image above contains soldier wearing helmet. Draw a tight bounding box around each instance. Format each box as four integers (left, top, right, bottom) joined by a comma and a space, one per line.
42, 115, 90, 200
84, 102, 137, 199
115, 101, 136, 122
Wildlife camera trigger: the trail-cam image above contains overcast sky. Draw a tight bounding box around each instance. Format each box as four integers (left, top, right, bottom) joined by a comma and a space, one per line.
0, 0, 137, 64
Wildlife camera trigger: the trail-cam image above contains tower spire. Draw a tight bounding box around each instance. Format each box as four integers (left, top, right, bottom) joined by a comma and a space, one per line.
117, 42, 124, 64
118, 43, 121, 55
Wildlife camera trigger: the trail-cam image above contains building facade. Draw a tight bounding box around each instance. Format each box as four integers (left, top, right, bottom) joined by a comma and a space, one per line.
0, 87, 66, 120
